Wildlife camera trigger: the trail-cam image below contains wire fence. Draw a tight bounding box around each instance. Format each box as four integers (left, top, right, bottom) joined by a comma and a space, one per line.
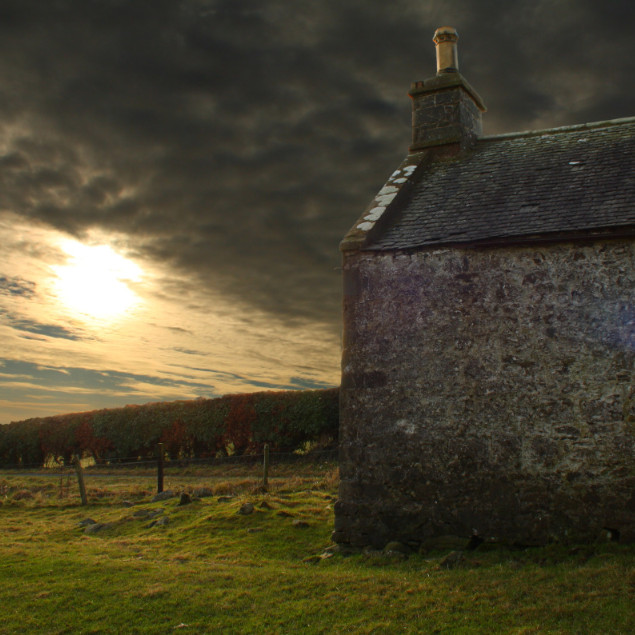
0, 447, 338, 472
0, 447, 338, 481
0, 445, 340, 505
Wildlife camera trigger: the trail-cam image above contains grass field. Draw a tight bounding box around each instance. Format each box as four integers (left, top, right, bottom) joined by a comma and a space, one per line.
1, 466, 633, 634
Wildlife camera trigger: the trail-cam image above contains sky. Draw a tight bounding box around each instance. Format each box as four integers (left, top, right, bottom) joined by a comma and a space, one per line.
1, 0, 634, 424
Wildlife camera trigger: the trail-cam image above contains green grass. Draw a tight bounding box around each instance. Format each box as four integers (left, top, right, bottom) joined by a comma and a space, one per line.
0, 469, 633, 634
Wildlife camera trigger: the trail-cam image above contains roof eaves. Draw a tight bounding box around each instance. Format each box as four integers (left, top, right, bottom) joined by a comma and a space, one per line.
480, 115, 635, 143
365, 224, 635, 252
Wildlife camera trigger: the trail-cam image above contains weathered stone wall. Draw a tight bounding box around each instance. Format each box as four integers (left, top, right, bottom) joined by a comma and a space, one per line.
335, 239, 635, 548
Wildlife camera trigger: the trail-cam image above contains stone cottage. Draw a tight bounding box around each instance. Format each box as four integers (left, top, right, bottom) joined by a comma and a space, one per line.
335, 27, 635, 549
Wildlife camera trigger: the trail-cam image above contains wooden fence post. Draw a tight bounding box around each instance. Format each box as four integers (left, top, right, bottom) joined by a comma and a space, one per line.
262, 443, 270, 490
157, 443, 164, 494
73, 455, 88, 506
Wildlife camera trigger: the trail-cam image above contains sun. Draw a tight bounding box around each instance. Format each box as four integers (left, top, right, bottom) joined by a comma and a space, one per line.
52, 239, 143, 321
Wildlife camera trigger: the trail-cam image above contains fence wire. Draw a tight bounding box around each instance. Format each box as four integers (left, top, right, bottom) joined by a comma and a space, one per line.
0, 447, 338, 477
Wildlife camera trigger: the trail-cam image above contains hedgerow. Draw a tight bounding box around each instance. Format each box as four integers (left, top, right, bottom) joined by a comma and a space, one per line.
0, 388, 339, 466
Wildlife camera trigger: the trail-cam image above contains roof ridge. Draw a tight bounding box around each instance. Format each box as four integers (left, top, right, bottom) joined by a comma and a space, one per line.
480, 115, 635, 142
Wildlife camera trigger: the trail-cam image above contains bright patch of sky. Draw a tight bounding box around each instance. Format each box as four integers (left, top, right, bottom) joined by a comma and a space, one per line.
0, 215, 339, 423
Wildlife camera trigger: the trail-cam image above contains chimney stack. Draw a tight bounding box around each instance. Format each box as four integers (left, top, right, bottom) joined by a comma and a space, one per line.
408, 27, 485, 153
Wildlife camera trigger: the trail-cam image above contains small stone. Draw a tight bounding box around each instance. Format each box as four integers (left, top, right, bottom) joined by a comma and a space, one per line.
84, 522, 107, 534
383, 541, 411, 555
363, 550, 400, 565
440, 550, 465, 569
147, 516, 170, 528
178, 493, 192, 506
193, 487, 213, 498
238, 502, 254, 515
292, 519, 310, 528
78, 518, 97, 527
152, 490, 176, 502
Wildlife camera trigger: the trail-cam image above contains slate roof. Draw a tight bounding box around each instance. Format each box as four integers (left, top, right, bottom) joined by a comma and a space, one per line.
366, 117, 635, 250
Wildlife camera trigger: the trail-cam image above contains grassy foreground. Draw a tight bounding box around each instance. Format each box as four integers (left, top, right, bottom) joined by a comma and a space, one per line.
0, 468, 633, 634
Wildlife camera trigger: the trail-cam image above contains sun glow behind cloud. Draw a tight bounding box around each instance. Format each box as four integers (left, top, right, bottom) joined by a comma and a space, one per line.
0, 215, 340, 422
52, 240, 143, 322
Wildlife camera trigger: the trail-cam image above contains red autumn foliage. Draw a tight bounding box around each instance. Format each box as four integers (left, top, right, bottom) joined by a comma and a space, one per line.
1, 388, 339, 466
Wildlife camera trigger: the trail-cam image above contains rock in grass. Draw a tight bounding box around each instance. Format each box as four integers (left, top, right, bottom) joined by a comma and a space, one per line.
78, 518, 97, 527
84, 522, 108, 534
383, 541, 411, 555
178, 493, 192, 506
152, 490, 176, 502
146, 516, 170, 529
193, 487, 213, 498
238, 502, 254, 515
217, 496, 234, 503
362, 550, 395, 565
135, 509, 163, 519
440, 550, 465, 569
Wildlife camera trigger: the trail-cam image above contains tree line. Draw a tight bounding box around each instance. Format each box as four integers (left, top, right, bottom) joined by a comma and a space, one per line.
0, 388, 339, 467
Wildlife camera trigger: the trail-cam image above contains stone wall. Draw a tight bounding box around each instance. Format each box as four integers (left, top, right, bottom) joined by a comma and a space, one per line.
335, 239, 635, 548
408, 73, 484, 153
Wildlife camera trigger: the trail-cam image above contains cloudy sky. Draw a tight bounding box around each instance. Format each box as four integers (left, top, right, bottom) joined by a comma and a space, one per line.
1, 0, 634, 424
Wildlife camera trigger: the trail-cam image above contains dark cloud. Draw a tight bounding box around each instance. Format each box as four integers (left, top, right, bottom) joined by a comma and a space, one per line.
0, 357, 213, 398
0, 276, 36, 298
0, 310, 85, 341
14, 321, 84, 341
0, 358, 325, 421
0, 0, 633, 333
288, 377, 336, 390
172, 347, 203, 356
167, 362, 328, 392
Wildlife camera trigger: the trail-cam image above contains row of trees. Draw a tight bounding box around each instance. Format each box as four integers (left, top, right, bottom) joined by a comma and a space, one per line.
0, 388, 339, 467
